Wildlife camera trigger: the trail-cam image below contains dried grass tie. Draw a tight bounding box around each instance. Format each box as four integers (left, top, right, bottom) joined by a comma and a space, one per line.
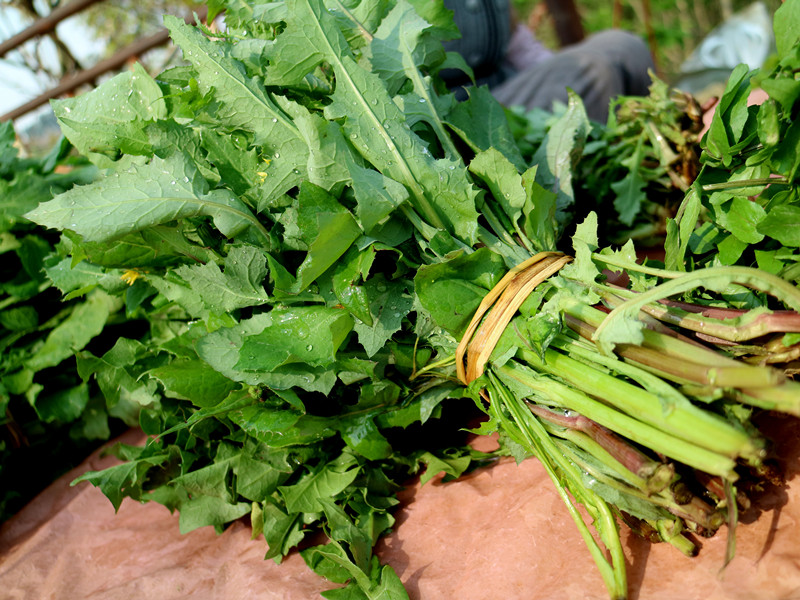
456, 252, 572, 386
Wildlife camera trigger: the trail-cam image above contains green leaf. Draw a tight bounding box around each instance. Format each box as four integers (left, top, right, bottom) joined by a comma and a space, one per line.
415, 248, 505, 337
196, 314, 339, 393
230, 409, 336, 447
279, 455, 361, 513
0, 173, 56, 233
366, 0, 443, 95
418, 451, 471, 485
332, 246, 377, 325
320, 497, 373, 571
446, 86, 526, 170
758, 204, 800, 246
302, 543, 355, 585
774, 0, 800, 57
0, 306, 38, 332
377, 383, 454, 428
703, 64, 756, 166
469, 147, 526, 227
337, 412, 393, 460
564, 212, 600, 285
716, 197, 766, 244
610, 136, 647, 226
235, 454, 290, 501
26, 153, 267, 243
521, 166, 557, 252
148, 359, 239, 408
25, 291, 119, 372
16, 235, 51, 282
76, 337, 159, 425
531, 90, 590, 222
165, 16, 310, 199
353, 276, 413, 358
348, 161, 409, 235
53, 63, 167, 167
293, 183, 363, 292
71, 447, 170, 511
178, 494, 251, 533
717, 234, 748, 265
173, 245, 270, 314
270, 0, 479, 244
236, 306, 354, 372
665, 185, 702, 271
770, 118, 800, 181
44, 257, 124, 296
261, 500, 307, 560
200, 128, 260, 195
29, 382, 89, 423
171, 450, 238, 502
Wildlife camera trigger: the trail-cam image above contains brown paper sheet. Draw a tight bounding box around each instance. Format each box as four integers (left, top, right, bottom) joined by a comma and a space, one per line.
2, 416, 800, 600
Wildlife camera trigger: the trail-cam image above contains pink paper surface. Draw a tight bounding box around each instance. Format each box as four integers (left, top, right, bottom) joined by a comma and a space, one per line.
2, 416, 800, 600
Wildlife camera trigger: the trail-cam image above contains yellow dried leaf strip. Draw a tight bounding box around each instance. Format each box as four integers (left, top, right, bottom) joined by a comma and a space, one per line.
455, 252, 559, 384
456, 253, 572, 385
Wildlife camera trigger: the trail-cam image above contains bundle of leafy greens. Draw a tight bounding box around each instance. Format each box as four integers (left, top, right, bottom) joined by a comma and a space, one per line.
23, 0, 800, 598
509, 74, 707, 248
0, 122, 144, 521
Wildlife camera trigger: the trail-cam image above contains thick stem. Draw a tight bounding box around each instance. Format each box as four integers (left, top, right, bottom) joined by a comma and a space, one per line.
486, 375, 628, 599
497, 361, 739, 478
528, 404, 672, 491
517, 346, 762, 461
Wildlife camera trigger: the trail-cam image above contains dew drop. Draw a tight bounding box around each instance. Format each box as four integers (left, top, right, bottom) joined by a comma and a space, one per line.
306, 344, 313, 351
272, 118, 277, 123
274, 152, 280, 158
418, 98, 426, 103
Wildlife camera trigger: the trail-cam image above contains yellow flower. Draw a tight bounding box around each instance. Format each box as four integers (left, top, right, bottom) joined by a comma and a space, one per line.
121, 269, 144, 285
257, 157, 272, 182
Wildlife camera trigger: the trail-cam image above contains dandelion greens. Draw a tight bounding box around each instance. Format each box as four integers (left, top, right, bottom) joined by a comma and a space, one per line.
21, 0, 800, 598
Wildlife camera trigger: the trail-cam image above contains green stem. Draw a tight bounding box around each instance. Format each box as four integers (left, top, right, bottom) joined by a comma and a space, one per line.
497, 361, 739, 478
591, 266, 800, 352
651, 519, 698, 557
556, 438, 723, 530
701, 177, 789, 191
487, 373, 627, 600
728, 383, 800, 415
518, 345, 761, 461
409, 355, 455, 381
480, 201, 520, 249
554, 332, 694, 415
604, 291, 800, 343
591, 253, 684, 279
400, 204, 444, 243
531, 404, 673, 492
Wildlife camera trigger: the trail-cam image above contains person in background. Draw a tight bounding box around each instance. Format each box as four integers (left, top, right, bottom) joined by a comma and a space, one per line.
441, 0, 655, 123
